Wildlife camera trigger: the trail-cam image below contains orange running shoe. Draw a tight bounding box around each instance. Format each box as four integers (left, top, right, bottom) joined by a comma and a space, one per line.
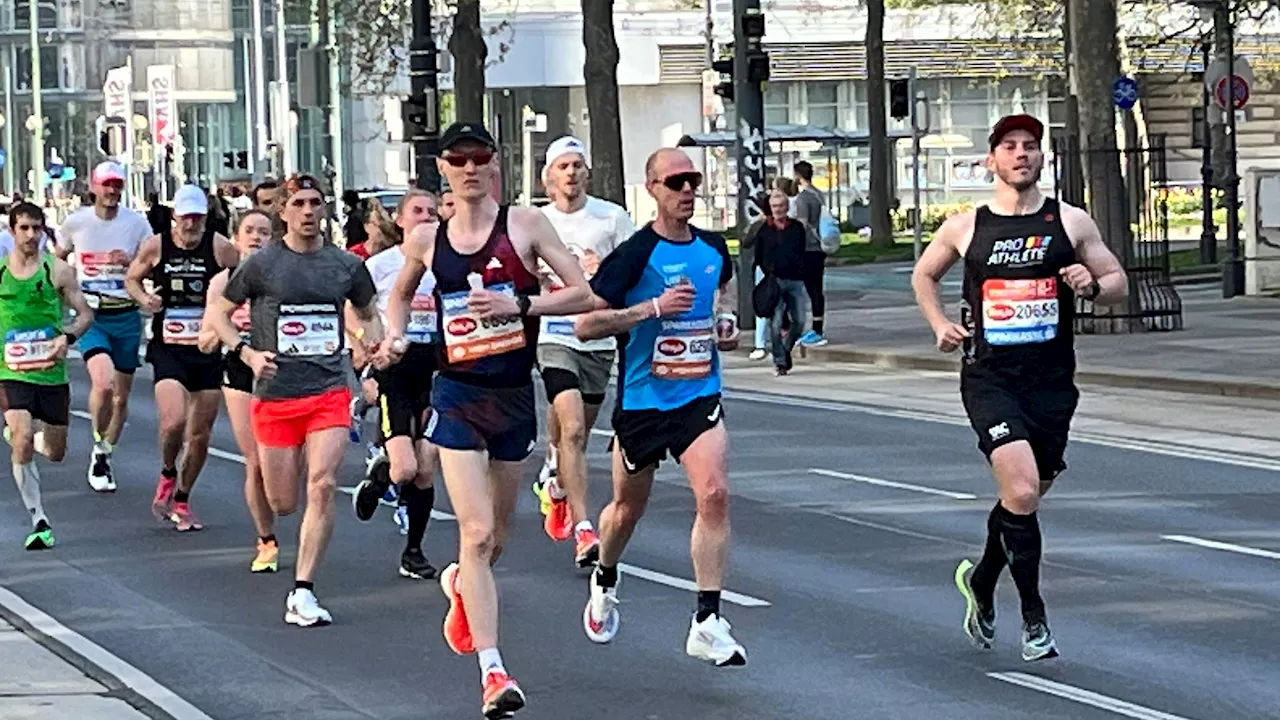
481, 671, 525, 718
168, 502, 204, 532
151, 475, 176, 522
574, 528, 600, 568
440, 563, 475, 654
542, 480, 573, 542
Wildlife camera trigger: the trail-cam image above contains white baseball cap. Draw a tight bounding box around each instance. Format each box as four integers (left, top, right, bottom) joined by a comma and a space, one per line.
544, 136, 589, 170
91, 161, 126, 185
173, 184, 208, 217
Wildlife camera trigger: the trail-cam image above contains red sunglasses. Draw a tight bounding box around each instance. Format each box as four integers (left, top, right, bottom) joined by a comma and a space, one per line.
442, 150, 495, 168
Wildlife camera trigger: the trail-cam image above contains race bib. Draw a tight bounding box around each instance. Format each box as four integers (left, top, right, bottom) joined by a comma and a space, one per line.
981, 278, 1059, 346
276, 304, 342, 356
440, 282, 526, 362
77, 252, 128, 308
161, 307, 203, 345
4, 327, 58, 372
231, 302, 252, 340
651, 318, 714, 380
406, 294, 438, 344
544, 317, 577, 337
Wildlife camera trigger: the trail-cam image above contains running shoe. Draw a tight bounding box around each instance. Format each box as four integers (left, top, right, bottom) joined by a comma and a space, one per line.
251, 539, 279, 573
1021, 619, 1059, 662
168, 502, 204, 532
582, 569, 620, 644
748, 348, 767, 361
574, 527, 600, 569
798, 330, 828, 347
393, 505, 409, 535
352, 453, 391, 521
2, 426, 10, 444
531, 478, 552, 517
685, 614, 747, 667
399, 547, 437, 580
23, 521, 53, 551
481, 671, 526, 719
954, 559, 996, 650
440, 562, 475, 654
151, 475, 176, 521
87, 448, 115, 492
284, 588, 332, 628
541, 479, 572, 542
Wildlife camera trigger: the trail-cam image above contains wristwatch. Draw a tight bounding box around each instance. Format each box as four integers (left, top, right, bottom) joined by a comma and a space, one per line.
516, 295, 532, 318
1083, 280, 1101, 301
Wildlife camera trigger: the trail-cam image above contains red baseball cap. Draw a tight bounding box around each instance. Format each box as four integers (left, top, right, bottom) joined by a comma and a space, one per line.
988, 114, 1044, 150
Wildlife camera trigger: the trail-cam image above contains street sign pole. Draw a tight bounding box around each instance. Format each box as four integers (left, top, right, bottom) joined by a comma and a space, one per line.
909, 65, 923, 261
732, 0, 765, 330
1223, 12, 1244, 298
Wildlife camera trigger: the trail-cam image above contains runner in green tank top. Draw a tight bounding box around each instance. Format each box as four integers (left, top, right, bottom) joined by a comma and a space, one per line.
0, 203, 95, 550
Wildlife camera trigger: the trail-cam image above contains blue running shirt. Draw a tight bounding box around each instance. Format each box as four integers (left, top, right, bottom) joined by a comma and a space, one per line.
589, 224, 733, 412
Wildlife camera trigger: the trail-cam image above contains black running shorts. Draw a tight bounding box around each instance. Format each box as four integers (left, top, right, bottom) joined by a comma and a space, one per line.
960, 367, 1078, 482
0, 381, 70, 426
611, 393, 723, 474
148, 341, 224, 393
373, 343, 437, 441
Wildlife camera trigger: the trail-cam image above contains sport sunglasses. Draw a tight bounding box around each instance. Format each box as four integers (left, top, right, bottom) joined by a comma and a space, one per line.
442, 150, 495, 167
659, 172, 703, 191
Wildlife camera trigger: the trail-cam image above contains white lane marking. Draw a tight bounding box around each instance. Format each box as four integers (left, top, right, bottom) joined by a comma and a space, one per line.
617, 563, 771, 608
988, 672, 1196, 720
0, 586, 217, 720
723, 389, 1280, 473
72, 410, 249, 467
335, 486, 456, 522
590, 428, 613, 439
808, 468, 978, 501
1160, 534, 1280, 561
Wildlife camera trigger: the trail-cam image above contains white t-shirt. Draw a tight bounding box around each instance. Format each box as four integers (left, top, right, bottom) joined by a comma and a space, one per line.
365, 245, 438, 345
538, 196, 637, 352
61, 207, 153, 310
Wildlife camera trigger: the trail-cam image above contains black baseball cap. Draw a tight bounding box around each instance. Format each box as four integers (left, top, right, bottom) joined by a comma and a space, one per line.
988, 114, 1044, 150
440, 122, 497, 152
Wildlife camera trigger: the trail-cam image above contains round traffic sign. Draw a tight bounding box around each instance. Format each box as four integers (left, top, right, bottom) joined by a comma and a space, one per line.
1112, 77, 1139, 110
1215, 75, 1250, 110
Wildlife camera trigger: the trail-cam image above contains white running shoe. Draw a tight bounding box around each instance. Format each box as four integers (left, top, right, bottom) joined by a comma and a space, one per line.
284, 588, 333, 628
87, 448, 115, 493
582, 571, 620, 644
685, 614, 747, 666
748, 348, 767, 361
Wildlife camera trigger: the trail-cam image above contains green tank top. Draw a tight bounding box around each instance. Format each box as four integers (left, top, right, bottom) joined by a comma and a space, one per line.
0, 255, 66, 385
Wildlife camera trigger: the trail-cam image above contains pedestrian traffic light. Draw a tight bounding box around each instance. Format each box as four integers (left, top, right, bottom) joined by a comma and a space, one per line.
712, 58, 734, 103
237, 150, 249, 170
890, 78, 910, 120
746, 49, 770, 84
223, 151, 235, 169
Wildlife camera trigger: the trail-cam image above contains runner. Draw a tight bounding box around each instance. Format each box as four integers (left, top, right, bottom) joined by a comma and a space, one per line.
911, 114, 1126, 661
351, 189, 441, 580
530, 136, 636, 567
0, 203, 94, 549
208, 174, 383, 627
126, 184, 238, 531
59, 161, 154, 492
198, 210, 279, 571
379, 122, 593, 718
575, 148, 746, 666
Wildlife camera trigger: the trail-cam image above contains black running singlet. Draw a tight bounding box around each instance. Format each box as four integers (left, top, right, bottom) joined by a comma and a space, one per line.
960, 198, 1078, 374
432, 205, 540, 387
151, 227, 221, 346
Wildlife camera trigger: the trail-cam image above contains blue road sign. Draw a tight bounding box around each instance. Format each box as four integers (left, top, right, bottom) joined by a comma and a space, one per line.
1113, 77, 1139, 110
47, 163, 64, 179
0, 148, 6, 169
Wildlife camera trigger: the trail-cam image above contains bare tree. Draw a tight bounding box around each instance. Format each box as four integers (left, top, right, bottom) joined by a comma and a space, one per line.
866, 0, 894, 247
582, 0, 626, 205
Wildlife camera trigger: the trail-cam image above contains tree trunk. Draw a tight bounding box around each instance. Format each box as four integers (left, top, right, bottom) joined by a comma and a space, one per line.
582, 0, 626, 206
1068, 0, 1139, 331
449, 0, 487, 124
865, 0, 893, 247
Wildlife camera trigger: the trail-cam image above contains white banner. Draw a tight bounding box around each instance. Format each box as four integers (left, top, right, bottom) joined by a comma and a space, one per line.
147, 65, 176, 147
103, 66, 132, 121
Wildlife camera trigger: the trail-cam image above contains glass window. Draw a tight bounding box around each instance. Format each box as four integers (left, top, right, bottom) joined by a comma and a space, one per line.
764, 82, 790, 127
808, 81, 838, 106
996, 77, 1042, 117
949, 102, 991, 130
15, 46, 60, 90
807, 81, 838, 129
15, 0, 58, 29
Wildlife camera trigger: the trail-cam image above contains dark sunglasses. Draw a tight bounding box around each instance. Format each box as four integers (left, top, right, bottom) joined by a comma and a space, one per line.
443, 150, 494, 168
660, 172, 702, 191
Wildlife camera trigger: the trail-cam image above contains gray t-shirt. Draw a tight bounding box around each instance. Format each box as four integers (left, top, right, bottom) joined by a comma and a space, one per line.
223, 241, 376, 400
793, 187, 824, 252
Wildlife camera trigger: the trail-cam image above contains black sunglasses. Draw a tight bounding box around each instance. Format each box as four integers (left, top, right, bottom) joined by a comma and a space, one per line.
660, 172, 703, 192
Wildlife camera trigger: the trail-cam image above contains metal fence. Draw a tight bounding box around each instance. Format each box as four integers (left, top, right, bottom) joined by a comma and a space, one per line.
1052, 133, 1184, 333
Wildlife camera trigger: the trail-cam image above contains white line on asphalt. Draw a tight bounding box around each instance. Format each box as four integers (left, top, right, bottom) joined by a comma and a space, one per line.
70, 409, 250, 467
808, 468, 978, 500
590, 428, 613, 439
723, 389, 1280, 473
617, 563, 771, 607
987, 672, 1195, 720
0, 586, 216, 720
1160, 534, 1280, 561
335, 486, 457, 522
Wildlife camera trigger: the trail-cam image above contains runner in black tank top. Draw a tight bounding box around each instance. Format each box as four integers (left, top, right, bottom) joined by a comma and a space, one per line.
912, 114, 1127, 665
125, 185, 239, 533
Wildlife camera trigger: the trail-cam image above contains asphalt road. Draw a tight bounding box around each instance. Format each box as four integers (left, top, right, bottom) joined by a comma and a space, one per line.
1, 361, 1279, 720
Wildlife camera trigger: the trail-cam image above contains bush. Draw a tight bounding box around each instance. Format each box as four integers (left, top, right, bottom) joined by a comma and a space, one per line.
892, 202, 973, 234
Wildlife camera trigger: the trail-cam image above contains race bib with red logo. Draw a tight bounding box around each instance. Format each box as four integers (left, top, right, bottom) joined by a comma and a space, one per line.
4, 327, 58, 372
161, 307, 202, 345
406, 294, 438, 344
77, 251, 129, 309
651, 317, 714, 380
440, 282, 525, 362
231, 302, 252, 340
981, 278, 1059, 346
276, 304, 342, 356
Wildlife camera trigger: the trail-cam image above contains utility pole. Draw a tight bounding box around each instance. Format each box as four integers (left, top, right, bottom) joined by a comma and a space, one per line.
1199, 36, 1216, 266
2, 53, 14, 194
407, 0, 441, 192
323, 0, 343, 203
30, 2, 45, 201
1219, 0, 1244, 298
251, 0, 269, 179
731, 0, 768, 328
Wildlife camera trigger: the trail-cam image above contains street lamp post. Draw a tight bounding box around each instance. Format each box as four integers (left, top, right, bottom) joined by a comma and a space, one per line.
1220, 1, 1244, 298
29, 0, 45, 202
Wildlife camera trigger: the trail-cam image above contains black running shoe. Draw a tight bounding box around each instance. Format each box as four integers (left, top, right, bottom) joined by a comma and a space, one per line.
399, 548, 437, 580
352, 455, 390, 522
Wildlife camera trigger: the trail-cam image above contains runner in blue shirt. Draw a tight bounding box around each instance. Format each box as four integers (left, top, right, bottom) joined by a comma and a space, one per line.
575, 147, 747, 667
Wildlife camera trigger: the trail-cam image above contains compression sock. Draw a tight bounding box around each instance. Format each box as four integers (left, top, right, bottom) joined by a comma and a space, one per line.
996, 503, 1046, 621
969, 503, 1007, 606
12, 461, 46, 526
595, 563, 618, 589
696, 590, 722, 622
402, 483, 434, 551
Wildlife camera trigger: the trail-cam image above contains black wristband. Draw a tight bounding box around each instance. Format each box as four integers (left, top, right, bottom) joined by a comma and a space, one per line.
1084, 280, 1101, 301
233, 341, 249, 358
517, 294, 532, 318
63, 331, 77, 345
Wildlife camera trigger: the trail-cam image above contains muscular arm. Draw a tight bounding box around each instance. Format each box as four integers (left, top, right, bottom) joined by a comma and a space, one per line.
54, 259, 94, 337
198, 270, 230, 353
520, 209, 596, 316
124, 235, 161, 305
349, 297, 384, 348
912, 214, 968, 334
1065, 206, 1128, 306
387, 223, 434, 339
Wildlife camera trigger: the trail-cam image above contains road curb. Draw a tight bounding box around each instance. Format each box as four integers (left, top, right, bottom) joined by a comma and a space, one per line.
792, 345, 1280, 401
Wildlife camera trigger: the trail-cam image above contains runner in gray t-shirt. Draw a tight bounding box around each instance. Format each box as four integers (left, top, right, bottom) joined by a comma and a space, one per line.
207, 174, 383, 629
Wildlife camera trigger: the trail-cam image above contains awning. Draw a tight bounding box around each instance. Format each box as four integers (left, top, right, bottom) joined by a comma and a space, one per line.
675, 124, 915, 149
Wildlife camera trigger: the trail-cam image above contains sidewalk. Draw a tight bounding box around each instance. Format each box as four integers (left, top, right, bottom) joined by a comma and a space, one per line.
0, 618, 151, 719
787, 285, 1280, 399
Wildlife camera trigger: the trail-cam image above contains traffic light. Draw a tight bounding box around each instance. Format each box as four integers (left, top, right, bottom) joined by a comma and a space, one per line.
712, 57, 734, 103
98, 116, 128, 158
223, 151, 235, 169
237, 150, 249, 170
746, 49, 770, 84
890, 78, 910, 120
